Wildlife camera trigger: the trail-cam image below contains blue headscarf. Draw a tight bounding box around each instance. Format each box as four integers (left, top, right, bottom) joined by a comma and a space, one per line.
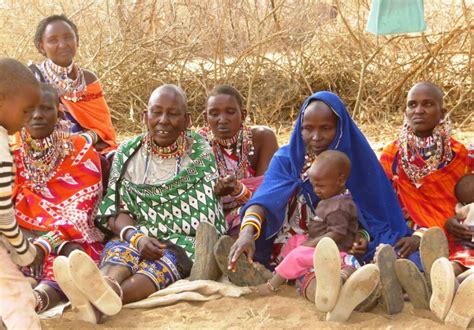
242, 91, 410, 261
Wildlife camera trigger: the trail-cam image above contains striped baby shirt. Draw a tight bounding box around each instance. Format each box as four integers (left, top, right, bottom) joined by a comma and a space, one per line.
0, 125, 36, 266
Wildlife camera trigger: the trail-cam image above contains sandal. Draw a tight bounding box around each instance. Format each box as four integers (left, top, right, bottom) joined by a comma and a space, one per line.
444, 274, 474, 329
375, 244, 404, 314
394, 259, 430, 309
420, 227, 449, 286
326, 264, 380, 322
53, 256, 99, 324
68, 250, 122, 316
429, 257, 455, 321
313, 237, 341, 312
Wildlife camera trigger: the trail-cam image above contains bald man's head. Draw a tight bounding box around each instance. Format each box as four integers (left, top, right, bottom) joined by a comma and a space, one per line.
408, 81, 444, 107
148, 84, 187, 112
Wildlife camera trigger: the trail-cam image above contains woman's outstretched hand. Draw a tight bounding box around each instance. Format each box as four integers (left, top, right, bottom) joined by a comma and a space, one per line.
445, 216, 473, 240
137, 236, 166, 260
228, 226, 255, 272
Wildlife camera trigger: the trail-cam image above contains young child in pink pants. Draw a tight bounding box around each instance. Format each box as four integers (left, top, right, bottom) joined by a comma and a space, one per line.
256, 150, 360, 294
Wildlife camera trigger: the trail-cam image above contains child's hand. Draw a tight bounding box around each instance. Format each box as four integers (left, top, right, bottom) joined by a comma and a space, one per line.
252, 283, 276, 296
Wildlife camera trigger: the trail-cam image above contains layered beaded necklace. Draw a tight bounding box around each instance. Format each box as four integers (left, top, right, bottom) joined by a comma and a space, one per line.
398, 119, 453, 186
38, 59, 86, 102
142, 131, 189, 175
20, 121, 73, 193
210, 125, 255, 179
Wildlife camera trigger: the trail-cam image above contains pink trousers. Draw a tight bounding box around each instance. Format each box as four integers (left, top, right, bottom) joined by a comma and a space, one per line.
0, 246, 40, 330
275, 234, 359, 280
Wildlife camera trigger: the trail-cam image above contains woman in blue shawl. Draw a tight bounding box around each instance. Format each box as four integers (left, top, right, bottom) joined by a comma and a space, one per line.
220, 91, 421, 310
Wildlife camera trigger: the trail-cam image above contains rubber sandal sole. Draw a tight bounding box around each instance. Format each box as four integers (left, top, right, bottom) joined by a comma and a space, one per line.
326, 264, 380, 322
314, 237, 341, 312
53, 256, 98, 324
68, 250, 122, 316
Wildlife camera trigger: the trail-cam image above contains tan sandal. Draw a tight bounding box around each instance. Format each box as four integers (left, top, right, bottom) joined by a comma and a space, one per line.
68, 250, 122, 316
429, 257, 456, 321
444, 274, 474, 329
326, 264, 380, 322
420, 227, 449, 286
313, 237, 341, 312
394, 259, 430, 309
375, 244, 404, 314
53, 256, 99, 324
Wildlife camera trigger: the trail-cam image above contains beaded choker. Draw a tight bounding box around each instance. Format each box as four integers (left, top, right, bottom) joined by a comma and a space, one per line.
38, 59, 87, 102
398, 119, 453, 186
216, 134, 239, 149
20, 121, 73, 193
210, 125, 255, 179
143, 131, 188, 159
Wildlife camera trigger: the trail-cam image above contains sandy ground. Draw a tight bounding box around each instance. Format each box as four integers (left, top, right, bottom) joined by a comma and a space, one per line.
41, 122, 473, 329
41, 285, 472, 329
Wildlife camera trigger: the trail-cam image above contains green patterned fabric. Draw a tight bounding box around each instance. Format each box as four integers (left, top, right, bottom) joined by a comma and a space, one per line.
97, 131, 226, 260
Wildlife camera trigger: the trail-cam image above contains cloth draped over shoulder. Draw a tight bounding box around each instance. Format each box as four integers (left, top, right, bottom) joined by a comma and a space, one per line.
380, 138, 474, 234
241, 91, 411, 262
96, 131, 226, 260
12, 135, 104, 244
61, 80, 118, 153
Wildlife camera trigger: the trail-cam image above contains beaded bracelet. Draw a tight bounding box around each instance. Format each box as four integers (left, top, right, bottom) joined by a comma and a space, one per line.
234, 184, 253, 204
34, 239, 52, 257
244, 212, 264, 224
241, 214, 262, 240
230, 180, 244, 197
358, 229, 371, 242
81, 130, 99, 145
120, 225, 137, 241
130, 232, 146, 250
241, 221, 261, 240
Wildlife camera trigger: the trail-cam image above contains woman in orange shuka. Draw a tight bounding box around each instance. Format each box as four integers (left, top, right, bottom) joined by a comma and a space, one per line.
29, 14, 117, 155
380, 82, 474, 271
13, 84, 104, 313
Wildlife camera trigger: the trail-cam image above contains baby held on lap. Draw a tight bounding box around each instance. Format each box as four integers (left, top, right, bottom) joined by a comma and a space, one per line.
255, 150, 359, 295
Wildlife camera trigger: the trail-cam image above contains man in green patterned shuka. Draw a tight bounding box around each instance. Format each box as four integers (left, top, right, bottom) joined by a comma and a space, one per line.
51, 84, 226, 324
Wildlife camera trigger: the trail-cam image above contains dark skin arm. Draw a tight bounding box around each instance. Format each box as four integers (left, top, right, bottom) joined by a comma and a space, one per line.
227, 205, 266, 271
394, 235, 420, 258
108, 212, 166, 260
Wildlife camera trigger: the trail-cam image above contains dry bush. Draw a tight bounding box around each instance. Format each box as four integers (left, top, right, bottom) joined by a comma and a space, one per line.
0, 0, 472, 136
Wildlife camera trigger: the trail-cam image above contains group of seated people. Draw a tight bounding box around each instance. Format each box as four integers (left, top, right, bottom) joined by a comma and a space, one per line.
0, 13, 472, 330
